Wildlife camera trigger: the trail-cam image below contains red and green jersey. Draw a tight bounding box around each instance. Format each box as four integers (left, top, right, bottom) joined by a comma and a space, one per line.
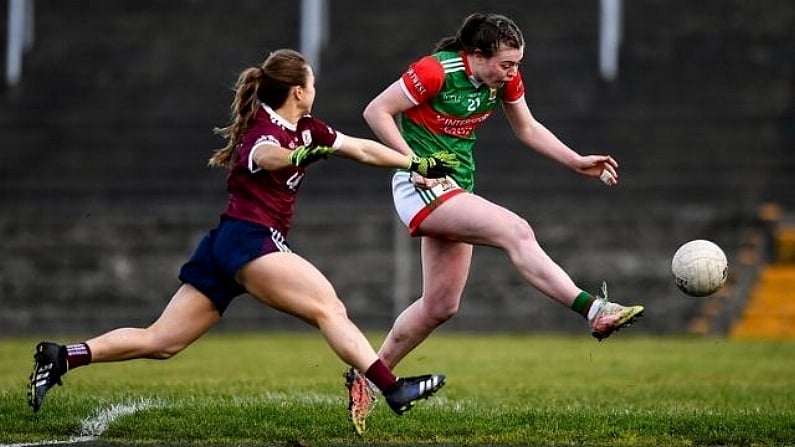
398, 50, 525, 191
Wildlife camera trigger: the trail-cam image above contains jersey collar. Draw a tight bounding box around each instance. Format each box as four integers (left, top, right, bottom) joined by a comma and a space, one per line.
262, 103, 298, 131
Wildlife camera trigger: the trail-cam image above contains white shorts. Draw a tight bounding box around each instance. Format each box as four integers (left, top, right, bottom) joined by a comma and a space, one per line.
392, 171, 465, 236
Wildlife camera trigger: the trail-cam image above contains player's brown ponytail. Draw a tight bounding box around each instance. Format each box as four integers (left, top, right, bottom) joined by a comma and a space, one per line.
209, 49, 309, 169
209, 67, 263, 168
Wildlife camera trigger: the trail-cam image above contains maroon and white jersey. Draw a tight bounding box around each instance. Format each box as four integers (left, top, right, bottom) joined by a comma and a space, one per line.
222, 104, 344, 234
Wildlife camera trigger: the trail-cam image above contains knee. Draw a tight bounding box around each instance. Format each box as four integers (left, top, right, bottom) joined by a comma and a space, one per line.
150, 345, 183, 360
511, 217, 536, 242
501, 217, 539, 257
314, 298, 349, 326
423, 297, 459, 325
146, 333, 188, 360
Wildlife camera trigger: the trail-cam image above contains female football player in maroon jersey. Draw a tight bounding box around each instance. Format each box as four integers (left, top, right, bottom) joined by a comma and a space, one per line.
345, 13, 645, 434
29, 49, 451, 419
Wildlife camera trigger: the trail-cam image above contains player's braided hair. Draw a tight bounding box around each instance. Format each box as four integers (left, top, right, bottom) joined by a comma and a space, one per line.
209, 49, 309, 168
433, 13, 524, 57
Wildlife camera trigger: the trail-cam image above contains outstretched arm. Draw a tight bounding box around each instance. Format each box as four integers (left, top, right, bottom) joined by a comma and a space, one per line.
252, 138, 412, 171
248, 133, 455, 177
334, 134, 414, 168
503, 99, 619, 185
335, 135, 457, 178
252, 143, 305, 170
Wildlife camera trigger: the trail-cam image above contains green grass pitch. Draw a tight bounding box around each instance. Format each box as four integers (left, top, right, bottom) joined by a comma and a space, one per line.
1, 332, 794, 446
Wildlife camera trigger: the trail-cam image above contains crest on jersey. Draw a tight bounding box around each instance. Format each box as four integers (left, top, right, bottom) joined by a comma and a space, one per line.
301, 129, 312, 146
442, 92, 461, 103
488, 88, 497, 101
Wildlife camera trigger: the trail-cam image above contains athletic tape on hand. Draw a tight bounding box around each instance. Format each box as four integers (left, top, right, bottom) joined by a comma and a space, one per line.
600, 169, 615, 185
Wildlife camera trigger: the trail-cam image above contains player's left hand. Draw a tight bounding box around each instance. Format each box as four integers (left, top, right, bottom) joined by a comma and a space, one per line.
574, 155, 619, 186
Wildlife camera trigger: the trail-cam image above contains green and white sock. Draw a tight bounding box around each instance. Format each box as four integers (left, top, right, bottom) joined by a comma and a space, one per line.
571, 291, 603, 321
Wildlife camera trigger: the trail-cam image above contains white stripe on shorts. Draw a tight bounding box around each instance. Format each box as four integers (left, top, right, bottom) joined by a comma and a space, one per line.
269, 228, 292, 253
392, 171, 463, 230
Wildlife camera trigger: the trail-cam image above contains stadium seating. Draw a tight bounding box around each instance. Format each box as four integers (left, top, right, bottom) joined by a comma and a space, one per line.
1, 0, 793, 335
730, 211, 795, 340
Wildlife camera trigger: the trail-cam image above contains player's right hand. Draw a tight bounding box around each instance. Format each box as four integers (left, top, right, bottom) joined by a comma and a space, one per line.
288, 145, 335, 167
410, 173, 442, 189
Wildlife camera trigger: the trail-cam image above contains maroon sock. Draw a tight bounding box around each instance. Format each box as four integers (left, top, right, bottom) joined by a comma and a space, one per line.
64, 343, 92, 371
364, 359, 398, 392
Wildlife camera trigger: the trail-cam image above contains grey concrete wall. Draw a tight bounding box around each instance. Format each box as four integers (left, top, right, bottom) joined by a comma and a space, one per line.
1, 0, 793, 336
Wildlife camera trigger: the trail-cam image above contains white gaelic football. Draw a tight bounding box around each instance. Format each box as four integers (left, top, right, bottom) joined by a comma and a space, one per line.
671, 239, 728, 297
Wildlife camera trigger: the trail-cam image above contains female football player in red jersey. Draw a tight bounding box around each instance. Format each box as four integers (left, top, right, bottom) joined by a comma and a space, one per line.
345, 13, 645, 434
28, 49, 451, 419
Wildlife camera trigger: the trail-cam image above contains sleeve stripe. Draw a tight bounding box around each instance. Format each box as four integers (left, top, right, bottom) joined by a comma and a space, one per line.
332, 132, 346, 150
250, 135, 281, 173
398, 79, 421, 106
503, 93, 525, 104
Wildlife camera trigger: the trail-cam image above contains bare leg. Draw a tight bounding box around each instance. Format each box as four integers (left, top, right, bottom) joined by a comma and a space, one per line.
86, 284, 220, 362
237, 252, 379, 373
380, 193, 583, 368
421, 193, 582, 306
379, 238, 472, 368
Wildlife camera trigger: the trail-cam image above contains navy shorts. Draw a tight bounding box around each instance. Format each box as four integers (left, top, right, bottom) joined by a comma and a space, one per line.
178, 216, 292, 314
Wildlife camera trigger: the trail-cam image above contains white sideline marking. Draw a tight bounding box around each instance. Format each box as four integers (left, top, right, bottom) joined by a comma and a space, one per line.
1, 398, 159, 447
3, 393, 465, 447
78, 398, 158, 436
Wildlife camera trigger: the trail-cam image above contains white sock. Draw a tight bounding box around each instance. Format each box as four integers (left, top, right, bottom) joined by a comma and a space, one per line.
587, 299, 604, 322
